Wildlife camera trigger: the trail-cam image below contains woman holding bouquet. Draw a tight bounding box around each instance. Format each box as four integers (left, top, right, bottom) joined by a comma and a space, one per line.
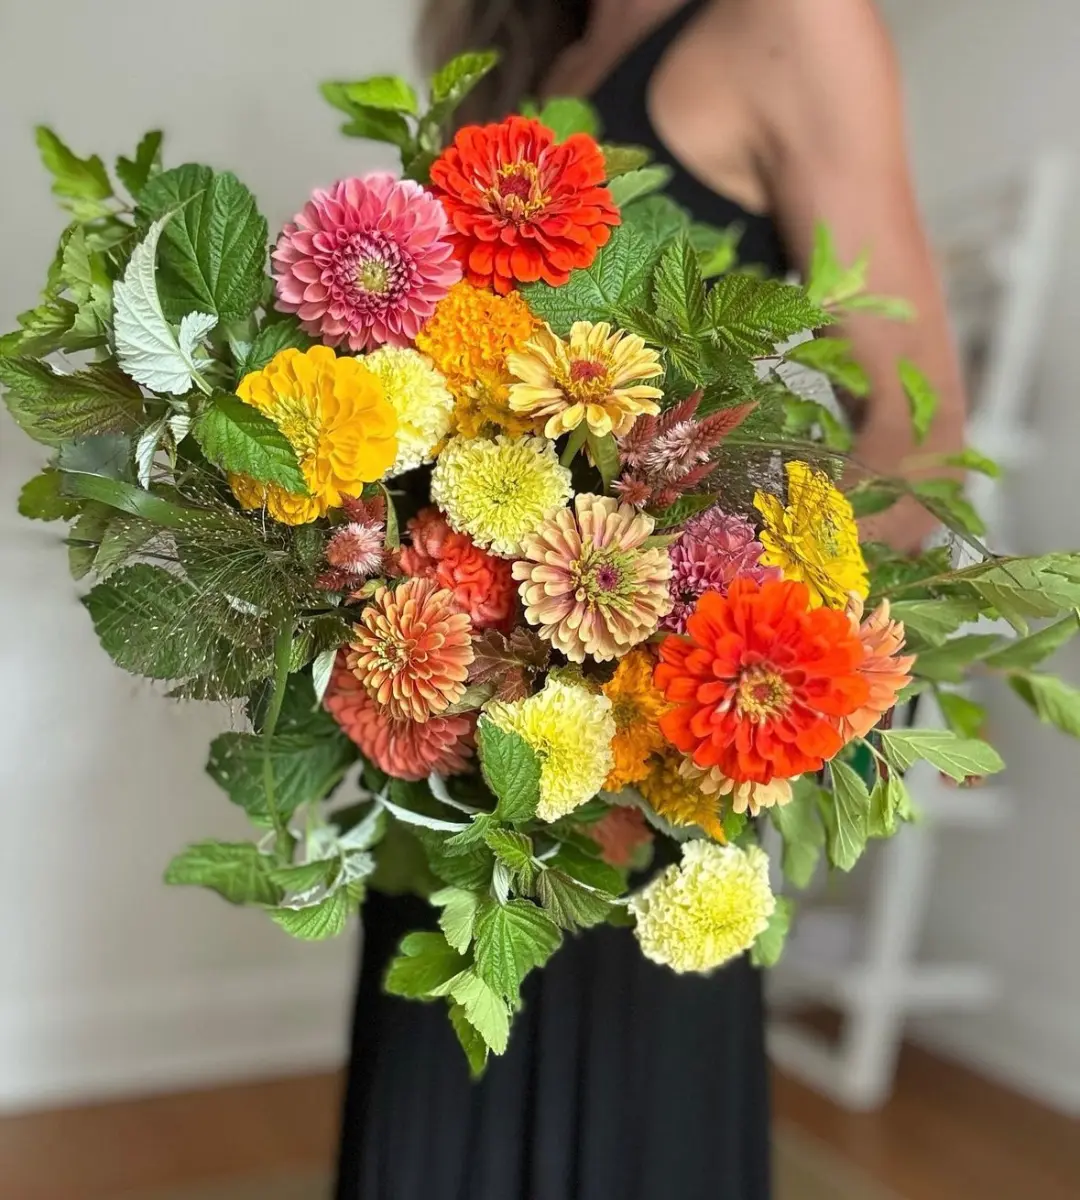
335, 1, 965, 1197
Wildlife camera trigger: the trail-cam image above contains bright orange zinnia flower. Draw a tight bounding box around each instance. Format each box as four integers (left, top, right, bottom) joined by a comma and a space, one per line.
654, 579, 870, 784
428, 116, 620, 295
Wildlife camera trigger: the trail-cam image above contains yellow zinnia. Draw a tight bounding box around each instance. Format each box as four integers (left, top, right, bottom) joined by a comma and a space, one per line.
507, 320, 663, 439
753, 460, 869, 609
229, 345, 397, 525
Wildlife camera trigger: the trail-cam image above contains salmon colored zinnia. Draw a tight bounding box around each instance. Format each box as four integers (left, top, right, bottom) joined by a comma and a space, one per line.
836, 593, 916, 742
654, 578, 870, 785
428, 116, 620, 294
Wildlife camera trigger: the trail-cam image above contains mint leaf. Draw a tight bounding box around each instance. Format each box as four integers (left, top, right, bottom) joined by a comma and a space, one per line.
898, 358, 938, 444
18, 469, 80, 522
534, 868, 613, 930
473, 899, 561, 1001
235, 319, 313, 379
431, 887, 481, 954
890, 597, 983, 647
983, 613, 1080, 671
138, 164, 268, 324
820, 759, 870, 871
1009, 673, 1080, 739
750, 896, 794, 968
271, 889, 352, 941
534, 97, 599, 141
384, 931, 467, 998
449, 1003, 489, 1077
769, 780, 825, 889
477, 720, 541, 823
707, 274, 830, 356
879, 729, 1005, 781
165, 840, 281, 906
608, 165, 672, 208
193, 391, 307, 492
0, 358, 143, 447
35, 126, 112, 218
116, 130, 163, 197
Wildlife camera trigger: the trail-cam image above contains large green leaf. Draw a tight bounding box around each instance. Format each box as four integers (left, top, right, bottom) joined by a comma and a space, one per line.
0, 358, 143, 447
910, 633, 1002, 683
193, 392, 307, 492
653, 235, 707, 335
164, 840, 281, 906
445, 968, 511, 1056
1009, 673, 1080, 739
473, 900, 562, 1001
769, 781, 825, 889
534, 868, 614, 930
964, 557, 1080, 633
483, 828, 537, 891
384, 931, 467, 998
271, 889, 352, 941
477, 720, 541, 823
820, 760, 871, 871
890, 597, 983, 646
879, 729, 1005, 781
620, 194, 689, 247
707, 274, 830, 356
138, 164, 268, 323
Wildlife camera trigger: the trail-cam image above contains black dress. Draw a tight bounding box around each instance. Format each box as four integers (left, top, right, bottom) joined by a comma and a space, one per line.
335, 5, 787, 1197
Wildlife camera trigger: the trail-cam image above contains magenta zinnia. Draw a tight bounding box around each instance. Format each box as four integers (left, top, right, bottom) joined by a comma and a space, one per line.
272, 173, 461, 351
513, 494, 673, 662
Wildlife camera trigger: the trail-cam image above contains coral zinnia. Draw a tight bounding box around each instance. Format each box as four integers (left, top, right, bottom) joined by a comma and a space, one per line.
397, 507, 517, 631
428, 116, 619, 294
655, 578, 870, 784
588, 805, 654, 868
664, 506, 782, 633
325, 658, 475, 781
483, 678, 615, 822
361, 346, 454, 476
507, 321, 663, 440
415, 280, 541, 438
430, 435, 572, 558
229, 346, 397, 525
638, 751, 727, 842
600, 649, 672, 790
836, 594, 916, 742
630, 840, 776, 974
513, 494, 673, 662
346, 578, 474, 723
754, 460, 869, 609
272, 173, 460, 351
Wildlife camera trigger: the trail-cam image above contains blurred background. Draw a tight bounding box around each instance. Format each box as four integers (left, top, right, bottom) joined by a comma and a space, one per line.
1, 1, 1078, 1197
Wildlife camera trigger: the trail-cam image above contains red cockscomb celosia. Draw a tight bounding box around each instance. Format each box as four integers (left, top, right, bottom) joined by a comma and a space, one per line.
428, 116, 620, 295
397, 507, 517, 631
654, 578, 870, 784
324, 659, 475, 781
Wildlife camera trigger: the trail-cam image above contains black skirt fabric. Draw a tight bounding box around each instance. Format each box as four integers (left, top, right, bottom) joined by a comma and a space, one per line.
335, 890, 771, 1200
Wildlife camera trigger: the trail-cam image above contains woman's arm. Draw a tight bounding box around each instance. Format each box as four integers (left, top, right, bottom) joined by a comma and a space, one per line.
744, 0, 967, 551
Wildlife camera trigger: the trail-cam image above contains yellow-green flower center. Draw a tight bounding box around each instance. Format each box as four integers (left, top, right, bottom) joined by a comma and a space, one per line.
734, 664, 793, 723
358, 258, 391, 295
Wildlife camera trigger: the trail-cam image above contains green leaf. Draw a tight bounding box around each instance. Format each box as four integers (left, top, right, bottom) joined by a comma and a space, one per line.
427, 50, 500, 126
782, 396, 853, 453
910, 633, 1002, 683
784, 336, 870, 398
821, 760, 871, 871
116, 130, 163, 196
445, 968, 511, 1056
271, 889, 352, 941
964, 557, 1080, 633
206, 729, 355, 821
449, 1002, 489, 1077
235, 319, 313, 379
267, 859, 338, 894
653, 235, 706, 335
868, 774, 910, 839
165, 840, 281, 906
848, 483, 902, 519
1, 298, 78, 358
648, 491, 716, 528
586, 430, 620, 491
0, 358, 143, 447
477, 720, 541, 823
937, 691, 987, 739
35, 126, 112, 218
193, 392, 307, 492
707, 274, 830, 356
912, 478, 985, 538
534, 97, 600, 141
113, 216, 217, 395
473, 899, 561, 1001
138, 164, 268, 324
548, 842, 626, 894
431, 887, 481, 954
879, 729, 1005, 781
805, 222, 868, 307
1009, 672, 1080, 739
769, 781, 825, 889
750, 896, 794, 968
385, 932, 469, 998
608, 165, 672, 208
898, 358, 938, 444
620, 194, 689, 247
483, 828, 537, 891
534, 868, 614, 930
983, 613, 1080, 671
836, 293, 915, 320
328, 76, 418, 114
335, 104, 414, 150
940, 447, 1002, 478
61, 473, 239, 533
601, 144, 652, 177
520, 223, 657, 335
689, 221, 742, 278
18, 469, 80, 522
890, 597, 982, 646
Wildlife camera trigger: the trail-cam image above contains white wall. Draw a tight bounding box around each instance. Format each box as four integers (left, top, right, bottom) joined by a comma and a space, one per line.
0, 0, 418, 1110
880, 0, 1080, 1111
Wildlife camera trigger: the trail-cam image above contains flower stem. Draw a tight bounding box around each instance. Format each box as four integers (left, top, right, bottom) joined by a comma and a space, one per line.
263, 616, 296, 863
560, 424, 589, 468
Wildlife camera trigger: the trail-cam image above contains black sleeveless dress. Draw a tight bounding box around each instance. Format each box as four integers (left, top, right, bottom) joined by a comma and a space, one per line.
335, 5, 786, 1197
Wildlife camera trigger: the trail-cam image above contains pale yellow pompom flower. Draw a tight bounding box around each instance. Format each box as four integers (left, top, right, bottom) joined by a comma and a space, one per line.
361, 346, 454, 477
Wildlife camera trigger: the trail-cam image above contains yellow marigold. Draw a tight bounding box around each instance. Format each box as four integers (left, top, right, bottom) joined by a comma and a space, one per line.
484, 678, 615, 822
361, 346, 454, 476
507, 320, 663, 439
639, 752, 726, 842
230, 345, 398, 525
415, 280, 542, 437
630, 840, 776, 974
679, 759, 794, 818
430, 435, 573, 558
601, 649, 671, 790
754, 460, 869, 609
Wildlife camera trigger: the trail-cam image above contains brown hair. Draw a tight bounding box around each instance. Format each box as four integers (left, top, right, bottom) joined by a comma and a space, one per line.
419, 0, 591, 124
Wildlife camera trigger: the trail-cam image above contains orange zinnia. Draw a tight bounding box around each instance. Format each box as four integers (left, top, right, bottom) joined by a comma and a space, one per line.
428, 116, 620, 295
654, 579, 870, 784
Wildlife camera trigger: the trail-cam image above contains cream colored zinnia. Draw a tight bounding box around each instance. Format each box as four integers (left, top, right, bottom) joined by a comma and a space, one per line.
361, 346, 454, 476
630, 840, 776, 974
483, 678, 615, 822
507, 320, 663, 439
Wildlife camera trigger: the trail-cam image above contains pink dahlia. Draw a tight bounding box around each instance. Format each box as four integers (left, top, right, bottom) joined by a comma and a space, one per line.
325, 658, 475, 781
663, 507, 781, 633
272, 173, 462, 352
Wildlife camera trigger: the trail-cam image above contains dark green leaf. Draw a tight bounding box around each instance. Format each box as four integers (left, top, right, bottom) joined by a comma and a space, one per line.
116, 130, 163, 196
473, 899, 562, 1000
653, 235, 706, 335
337, 105, 414, 150
477, 720, 541, 823
235, 319, 314, 379
608, 165, 672, 207
879, 729, 1005, 781
549, 842, 626, 894
0, 358, 143, 447
271, 889, 352, 941
1008, 672, 1080, 739
898, 358, 938, 444
384, 931, 467, 998
18, 469, 80, 522
483, 828, 536, 890
534, 868, 614, 930
848, 483, 902, 519
820, 760, 871, 871
61, 473, 239, 533
193, 391, 307, 492
707, 274, 830, 356
982, 613, 1080, 671
648, 492, 716, 528
750, 896, 794, 968
165, 840, 281, 906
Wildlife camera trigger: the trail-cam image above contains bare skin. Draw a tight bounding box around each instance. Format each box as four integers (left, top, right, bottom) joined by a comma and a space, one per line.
545, 0, 967, 552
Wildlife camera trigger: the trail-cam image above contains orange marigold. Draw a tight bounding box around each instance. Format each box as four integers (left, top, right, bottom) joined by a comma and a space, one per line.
836, 594, 916, 742
601, 648, 672, 790
346, 578, 474, 723
654, 579, 870, 785
428, 116, 620, 294
638, 752, 726, 842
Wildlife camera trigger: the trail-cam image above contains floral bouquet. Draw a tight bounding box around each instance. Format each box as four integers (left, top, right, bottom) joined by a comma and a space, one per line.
6, 52, 1080, 1072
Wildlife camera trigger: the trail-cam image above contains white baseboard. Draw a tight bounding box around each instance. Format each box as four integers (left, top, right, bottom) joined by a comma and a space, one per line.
0, 957, 355, 1113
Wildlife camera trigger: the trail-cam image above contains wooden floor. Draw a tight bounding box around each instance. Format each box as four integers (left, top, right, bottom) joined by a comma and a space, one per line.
0, 1045, 1076, 1200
